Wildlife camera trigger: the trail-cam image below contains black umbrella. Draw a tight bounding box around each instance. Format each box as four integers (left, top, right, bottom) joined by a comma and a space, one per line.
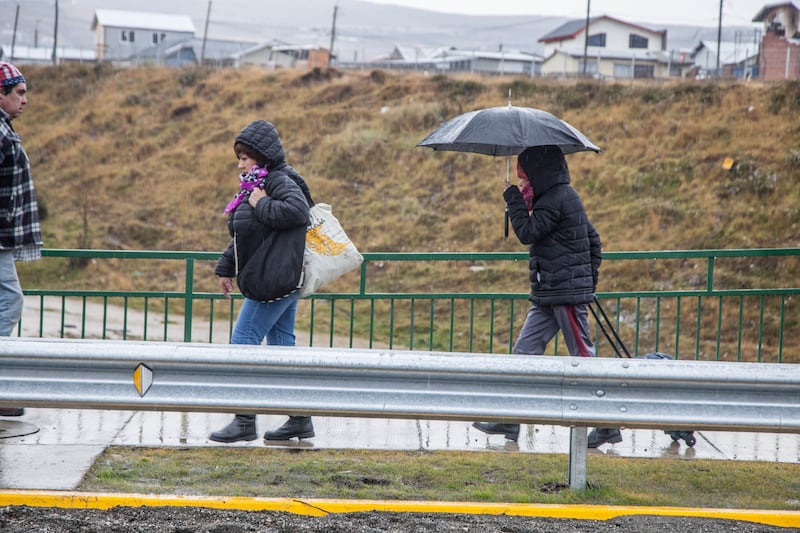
417, 105, 600, 237
416, 105, 601, 156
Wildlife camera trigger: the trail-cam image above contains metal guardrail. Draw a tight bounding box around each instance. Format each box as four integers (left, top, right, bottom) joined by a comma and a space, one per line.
2, 337, 799, 489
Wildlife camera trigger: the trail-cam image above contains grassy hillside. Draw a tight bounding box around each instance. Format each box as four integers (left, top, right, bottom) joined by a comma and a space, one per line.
13, 64, 800, 296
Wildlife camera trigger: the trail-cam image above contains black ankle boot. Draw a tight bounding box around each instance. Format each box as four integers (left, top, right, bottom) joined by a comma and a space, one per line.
264, 416, 315, 440
209, 414, 257, 443
472, 422, 521, 442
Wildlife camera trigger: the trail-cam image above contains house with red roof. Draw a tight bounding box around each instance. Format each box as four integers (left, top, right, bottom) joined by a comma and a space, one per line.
538, 15, 693, 79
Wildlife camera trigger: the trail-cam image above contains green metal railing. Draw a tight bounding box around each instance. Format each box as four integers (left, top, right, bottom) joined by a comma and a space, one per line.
18, 248, 800, 363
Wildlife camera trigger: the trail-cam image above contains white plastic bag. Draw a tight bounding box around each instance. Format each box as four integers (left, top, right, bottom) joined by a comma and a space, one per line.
300, 203, 363, 297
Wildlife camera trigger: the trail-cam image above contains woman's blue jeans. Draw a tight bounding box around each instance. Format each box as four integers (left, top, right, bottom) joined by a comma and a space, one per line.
230, 291, 300, 346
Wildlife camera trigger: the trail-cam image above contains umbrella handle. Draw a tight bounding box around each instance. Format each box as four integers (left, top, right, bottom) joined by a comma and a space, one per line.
504, 206, 509, 239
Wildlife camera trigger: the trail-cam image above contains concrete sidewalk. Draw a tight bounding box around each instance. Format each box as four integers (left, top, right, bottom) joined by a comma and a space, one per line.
2, 408, 799, 491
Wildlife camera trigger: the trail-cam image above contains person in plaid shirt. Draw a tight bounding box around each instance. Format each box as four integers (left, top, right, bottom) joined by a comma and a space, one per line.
0, 62, 42, 418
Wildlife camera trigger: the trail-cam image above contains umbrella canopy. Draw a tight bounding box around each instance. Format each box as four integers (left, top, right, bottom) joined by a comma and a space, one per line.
416, 105, 601, 156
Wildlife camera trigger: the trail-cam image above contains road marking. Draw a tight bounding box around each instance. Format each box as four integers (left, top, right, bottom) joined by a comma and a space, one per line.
0, 491, 798, 528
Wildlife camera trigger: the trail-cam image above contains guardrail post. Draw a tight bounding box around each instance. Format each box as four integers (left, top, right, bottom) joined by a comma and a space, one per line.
568, 427, 588, 490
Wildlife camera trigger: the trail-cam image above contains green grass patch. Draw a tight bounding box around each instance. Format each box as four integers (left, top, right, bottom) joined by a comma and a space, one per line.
81, 447, 800, 510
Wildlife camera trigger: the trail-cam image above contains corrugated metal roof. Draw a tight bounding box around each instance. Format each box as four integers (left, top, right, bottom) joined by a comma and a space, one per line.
0, 45, 96, 63
547, 46, 671, 63
92, 9, 195, 33
539, 19, 591, 42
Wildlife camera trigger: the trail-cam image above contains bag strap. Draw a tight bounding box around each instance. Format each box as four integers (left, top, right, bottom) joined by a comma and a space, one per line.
283, 166, 314, 206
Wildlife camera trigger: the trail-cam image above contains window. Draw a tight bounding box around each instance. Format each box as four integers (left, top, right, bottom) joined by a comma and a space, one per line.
152, 32, 166, 44
587, 33, 606, 47
613, 62, 655, 79
120, 30, 135, 43
613, 62, 631, 78
578, 60, 599, 75
629, 34, 648, 49
633, 64, 654, 78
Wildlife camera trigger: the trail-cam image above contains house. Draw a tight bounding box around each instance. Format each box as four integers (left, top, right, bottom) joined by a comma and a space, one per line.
753, 2, 800, 80
0, 45, 96, 65
369, 45, 541, 76
91, 9, 195, 63
691, 40, 760, 79
430, 48, 542, 76
230, 41, 331, 69
538, 15, 692, 79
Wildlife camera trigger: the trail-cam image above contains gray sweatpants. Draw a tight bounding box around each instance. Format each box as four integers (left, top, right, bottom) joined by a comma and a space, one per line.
513, 303, 595, 357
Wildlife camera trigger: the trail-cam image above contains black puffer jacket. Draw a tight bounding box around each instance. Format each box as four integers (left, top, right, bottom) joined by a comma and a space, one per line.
215, 120, 310, 301
503, 145, 601, 306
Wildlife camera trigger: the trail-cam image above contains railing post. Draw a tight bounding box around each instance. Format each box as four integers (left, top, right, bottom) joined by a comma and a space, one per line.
706, 256, 715, 294
184, 258, 195, 343
568, 427, 588, 490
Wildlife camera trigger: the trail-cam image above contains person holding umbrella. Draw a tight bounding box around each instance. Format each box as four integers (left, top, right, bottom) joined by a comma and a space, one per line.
418, 106, 615, 447
472, 145, 618, 448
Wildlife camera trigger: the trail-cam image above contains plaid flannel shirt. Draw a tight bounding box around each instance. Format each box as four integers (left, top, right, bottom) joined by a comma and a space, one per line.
0, 108, 42, 261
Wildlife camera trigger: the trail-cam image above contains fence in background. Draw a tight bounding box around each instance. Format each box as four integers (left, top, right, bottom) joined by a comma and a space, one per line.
18, 248, 800, 363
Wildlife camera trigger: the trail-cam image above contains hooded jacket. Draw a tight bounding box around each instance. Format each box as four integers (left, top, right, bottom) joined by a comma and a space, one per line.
503, 145, 601, 306
215, 120, 310, 301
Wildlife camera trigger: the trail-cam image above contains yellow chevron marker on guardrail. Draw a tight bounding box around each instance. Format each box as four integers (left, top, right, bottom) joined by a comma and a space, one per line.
133, 364, 153, 397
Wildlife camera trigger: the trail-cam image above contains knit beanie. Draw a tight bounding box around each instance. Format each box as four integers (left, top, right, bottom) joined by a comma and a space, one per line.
0, 62, 25, 88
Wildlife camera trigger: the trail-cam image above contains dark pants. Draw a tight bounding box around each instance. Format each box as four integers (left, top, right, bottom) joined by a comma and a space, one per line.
513, 303, 595, 357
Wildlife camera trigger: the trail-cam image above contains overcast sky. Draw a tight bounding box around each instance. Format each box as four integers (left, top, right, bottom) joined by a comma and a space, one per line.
363, 0, 770, 27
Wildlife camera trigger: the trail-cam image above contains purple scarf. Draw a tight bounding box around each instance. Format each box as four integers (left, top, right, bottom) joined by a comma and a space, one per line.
520, 181, 534, 212
224, 165, 269, 214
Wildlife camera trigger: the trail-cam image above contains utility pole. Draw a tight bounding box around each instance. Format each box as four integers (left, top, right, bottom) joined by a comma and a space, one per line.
328, 5, 337, 67
201, 0, 212, 65
582, 0, 591, 77
52, 0, 59, 65
10, 2, 19, 61
716, 0, 723, 77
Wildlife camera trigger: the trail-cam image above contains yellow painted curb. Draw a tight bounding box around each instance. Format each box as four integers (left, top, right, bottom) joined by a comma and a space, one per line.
1, 491, 799, 528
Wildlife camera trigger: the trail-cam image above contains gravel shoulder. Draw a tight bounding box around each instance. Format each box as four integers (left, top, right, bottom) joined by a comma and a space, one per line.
1, 506, 795, 532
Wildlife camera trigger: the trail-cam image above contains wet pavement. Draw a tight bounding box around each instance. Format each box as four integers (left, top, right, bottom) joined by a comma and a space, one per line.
1, 408, 799, 491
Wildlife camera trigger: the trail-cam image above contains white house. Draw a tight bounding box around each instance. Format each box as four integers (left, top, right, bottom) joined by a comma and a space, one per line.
691, 40, 760, 78
91, 9, 195, 63
230, 41, 331, 69
538, 15, 692, 79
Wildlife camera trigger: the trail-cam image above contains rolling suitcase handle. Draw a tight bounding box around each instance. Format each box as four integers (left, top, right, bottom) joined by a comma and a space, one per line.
588, 296, 632, 358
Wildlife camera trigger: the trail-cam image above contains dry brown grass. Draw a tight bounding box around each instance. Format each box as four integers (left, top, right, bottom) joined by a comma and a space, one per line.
15, 65, 800, 299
